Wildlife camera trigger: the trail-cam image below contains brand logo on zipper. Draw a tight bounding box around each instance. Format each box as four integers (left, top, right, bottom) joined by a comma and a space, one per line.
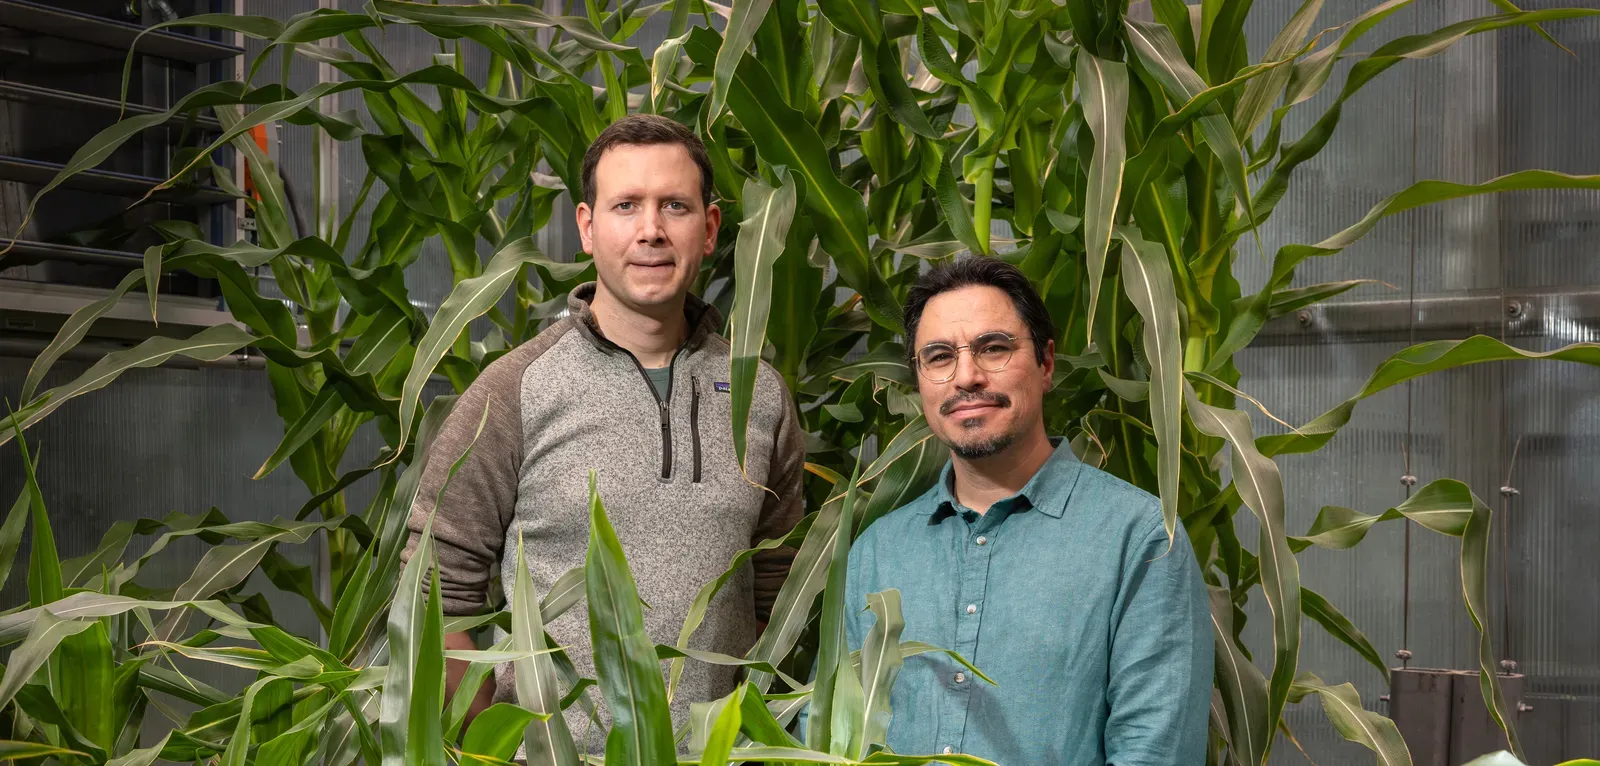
713, 381, 731, 393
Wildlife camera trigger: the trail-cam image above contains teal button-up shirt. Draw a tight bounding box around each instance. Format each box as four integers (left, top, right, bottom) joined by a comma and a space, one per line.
844, 439, 1212, 765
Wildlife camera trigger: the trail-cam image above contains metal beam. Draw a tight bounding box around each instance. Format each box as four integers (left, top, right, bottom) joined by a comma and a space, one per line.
1255, 287, 1600, 345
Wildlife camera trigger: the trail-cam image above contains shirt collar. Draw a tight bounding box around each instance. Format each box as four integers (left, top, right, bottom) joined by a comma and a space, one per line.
567, 281, 721, 355
924, 437, 1084, 523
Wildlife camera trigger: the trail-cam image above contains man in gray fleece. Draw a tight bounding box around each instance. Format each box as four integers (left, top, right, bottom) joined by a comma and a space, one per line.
401, 115, 807, 749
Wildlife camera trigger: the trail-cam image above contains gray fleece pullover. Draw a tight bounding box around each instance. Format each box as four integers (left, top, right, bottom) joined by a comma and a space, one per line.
401, 283, 806, 750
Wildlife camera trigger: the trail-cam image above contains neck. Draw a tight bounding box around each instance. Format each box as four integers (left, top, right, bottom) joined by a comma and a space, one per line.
950, 426, 1055, 515
588, 286, 689, 368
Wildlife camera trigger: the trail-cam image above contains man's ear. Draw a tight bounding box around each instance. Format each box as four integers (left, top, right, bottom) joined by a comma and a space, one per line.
704, 202, 722, 255
1041, 338, 1057, 391
576, 201, 595, 255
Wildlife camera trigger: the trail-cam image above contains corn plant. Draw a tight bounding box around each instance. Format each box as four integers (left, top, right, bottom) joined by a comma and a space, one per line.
2, 0, 1600, 763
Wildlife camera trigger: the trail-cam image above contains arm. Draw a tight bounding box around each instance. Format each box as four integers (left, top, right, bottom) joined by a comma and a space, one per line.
751, 388, 807, 623
401, 379, 524, 731
1103, 518, 1214, 766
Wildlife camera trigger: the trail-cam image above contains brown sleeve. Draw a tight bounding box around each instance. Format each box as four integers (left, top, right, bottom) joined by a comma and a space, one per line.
750, 382, 807, 622
400, 353, 529, 617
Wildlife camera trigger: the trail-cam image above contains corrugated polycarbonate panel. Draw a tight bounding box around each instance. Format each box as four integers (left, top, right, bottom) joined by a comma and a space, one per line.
1500, 8, 1600, 290
1240, 1, 1600, 763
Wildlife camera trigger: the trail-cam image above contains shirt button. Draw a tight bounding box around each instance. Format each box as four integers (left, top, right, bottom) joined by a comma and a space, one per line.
943, 746, 954, 755
965, 604, 977, 615
955, 671, 966, 683
976, 535, 988, 546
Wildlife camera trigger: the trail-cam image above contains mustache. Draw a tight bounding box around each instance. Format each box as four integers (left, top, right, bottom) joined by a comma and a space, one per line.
939, 390, 1011, 416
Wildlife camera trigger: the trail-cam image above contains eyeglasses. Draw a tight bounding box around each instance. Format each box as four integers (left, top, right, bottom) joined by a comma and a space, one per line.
914, 332, 1035, 383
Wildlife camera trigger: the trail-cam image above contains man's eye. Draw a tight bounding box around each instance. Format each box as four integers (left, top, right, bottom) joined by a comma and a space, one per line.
665, 201, 686, 211
923, 350, 955, 365
616, 202, 633, 211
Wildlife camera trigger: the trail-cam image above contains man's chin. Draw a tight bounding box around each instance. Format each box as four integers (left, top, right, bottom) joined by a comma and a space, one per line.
948, 430, 1017, 461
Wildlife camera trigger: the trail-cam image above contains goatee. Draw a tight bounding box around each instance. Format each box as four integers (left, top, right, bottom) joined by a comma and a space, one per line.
951, 431, 1016, 460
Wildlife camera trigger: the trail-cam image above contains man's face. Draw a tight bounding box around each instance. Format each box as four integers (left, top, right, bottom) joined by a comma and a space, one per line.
913, 285, 1055, 460
576, 143, 719, 312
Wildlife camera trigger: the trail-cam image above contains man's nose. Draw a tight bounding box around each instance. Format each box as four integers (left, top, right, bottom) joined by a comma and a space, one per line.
950, 348, 989, 391
637, 206, 666, 245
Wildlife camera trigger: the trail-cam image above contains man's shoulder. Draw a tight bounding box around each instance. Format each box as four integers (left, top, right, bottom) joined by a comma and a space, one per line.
462, 318, 582, 394
857, 482, 944, 546
1069, 460, 1165, 538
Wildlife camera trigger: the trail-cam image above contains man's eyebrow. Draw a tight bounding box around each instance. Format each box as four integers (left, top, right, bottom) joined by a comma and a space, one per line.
918, 329, 1014, 346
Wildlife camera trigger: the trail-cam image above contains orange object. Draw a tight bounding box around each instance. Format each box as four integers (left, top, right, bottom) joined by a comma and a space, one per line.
242, 123, 268, 200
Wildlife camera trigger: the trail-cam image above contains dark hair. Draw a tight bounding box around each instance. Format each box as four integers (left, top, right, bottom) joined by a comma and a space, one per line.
580, 114, 715, 209
903, 257, 1056, 367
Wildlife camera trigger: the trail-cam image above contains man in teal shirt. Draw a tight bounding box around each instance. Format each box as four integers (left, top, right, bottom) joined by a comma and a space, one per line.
845, 257, 1212, 764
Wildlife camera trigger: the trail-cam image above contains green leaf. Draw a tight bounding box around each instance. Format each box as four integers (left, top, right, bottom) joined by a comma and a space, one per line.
858, 589, 904, 756
817, 0, 883, 44
0, 452, 34, 591
585, 473, 677, 764
513, 534, 579, 766
808, 459, 860, 753
54, 620, 116, 751
0, 608, 95, 711
1289, 675, 1412, 766
221, 675, 292, 766
464, 703, 541, 763
1076, 51, 1128, 341
369, 0, 631, 53
1290, 479, 1476, 553
698, 685, 744, 766
730, 171, 799, 470
7, 422, 60, 609
1261, 336, 1600, 457
1115, 226, 1183, 543
1124, 19, 1254, 234
683, 26, 901, 333
381, 403, 489, 766
747, 472, 850, 692
154, 519, 345, 640
1302, 586, 1389, 684
394, 237, 553, 460
861, 38, 939, 140
858, 417, 945, 531
1232, 0, 1322, 138
1207, 585, 1270, 766
1184, 384, 1300, 766
1266, 279, 1384, 317
18, 269, 144, 403
254, 384, 344, 480
0, 742, 88, 760
935, 153, 985, 259
0, 324, 256, 449
652, 31, 692, 113
708, 0, 775, 124
345, 306, 414, 377
668, 517, 813, 700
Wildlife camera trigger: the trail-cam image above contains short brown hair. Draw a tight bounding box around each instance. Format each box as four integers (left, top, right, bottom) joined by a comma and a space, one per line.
580, 114, 715, 208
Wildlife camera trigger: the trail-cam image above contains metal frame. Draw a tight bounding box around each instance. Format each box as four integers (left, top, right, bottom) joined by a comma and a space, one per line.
0, 155, 234, 205
0, 81, 221, 131
0, 0, 244, 64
